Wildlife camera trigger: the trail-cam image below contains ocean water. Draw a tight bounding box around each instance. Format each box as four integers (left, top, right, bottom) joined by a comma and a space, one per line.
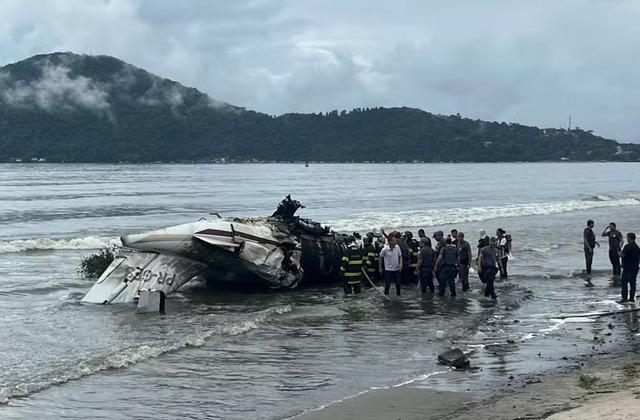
1, 162, 640, 419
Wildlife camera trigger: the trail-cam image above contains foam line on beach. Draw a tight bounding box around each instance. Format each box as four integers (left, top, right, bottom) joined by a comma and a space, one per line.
286, 369, 451, 419
327, 194, 640, 231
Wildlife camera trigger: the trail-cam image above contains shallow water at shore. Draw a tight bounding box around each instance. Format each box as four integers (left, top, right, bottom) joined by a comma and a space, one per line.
1, 162, 640, 419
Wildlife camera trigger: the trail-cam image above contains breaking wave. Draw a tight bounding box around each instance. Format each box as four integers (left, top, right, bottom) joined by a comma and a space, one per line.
0, 305, 292, 404
0, 236, 120, 254
328, 195, 640, 231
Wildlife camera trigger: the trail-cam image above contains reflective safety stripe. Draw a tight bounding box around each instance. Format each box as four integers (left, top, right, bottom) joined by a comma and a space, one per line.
344, 272, 362, 277
348, 260, 363, 265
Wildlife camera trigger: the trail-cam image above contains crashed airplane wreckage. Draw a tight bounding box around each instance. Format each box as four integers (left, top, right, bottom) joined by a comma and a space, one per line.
82, 196, 355, 306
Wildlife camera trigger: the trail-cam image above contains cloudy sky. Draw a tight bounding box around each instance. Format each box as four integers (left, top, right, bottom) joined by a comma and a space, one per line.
0, 0, 638, 141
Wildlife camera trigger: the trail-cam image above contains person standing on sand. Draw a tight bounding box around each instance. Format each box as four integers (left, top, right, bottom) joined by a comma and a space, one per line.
478, 237, 501, 300
583, 220, 598, 275
379, 233, 403, 296
602, 222, 623, 277
620, 233, 640, 303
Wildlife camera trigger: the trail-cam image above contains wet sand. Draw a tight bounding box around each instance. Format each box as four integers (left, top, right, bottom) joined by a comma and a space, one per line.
297, 384, 470, 420
297, 351, 640, 420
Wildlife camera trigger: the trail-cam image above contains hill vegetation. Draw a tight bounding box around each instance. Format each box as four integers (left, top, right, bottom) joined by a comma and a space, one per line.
1, 52, 638, 163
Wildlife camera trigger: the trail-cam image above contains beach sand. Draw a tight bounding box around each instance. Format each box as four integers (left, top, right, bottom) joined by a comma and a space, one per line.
547, 391, 640, 420
297, 355, 640, 420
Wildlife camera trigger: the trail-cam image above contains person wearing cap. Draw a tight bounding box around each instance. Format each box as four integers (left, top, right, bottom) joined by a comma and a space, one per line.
340, 236, 367, 295
456, 232, 472, 292
477, 229, 490, 261
379, 233, 403, 296
433, 231, 446, 253
478, 237, 501, 300
435, 237, 459, 297
416, 237, 436, 294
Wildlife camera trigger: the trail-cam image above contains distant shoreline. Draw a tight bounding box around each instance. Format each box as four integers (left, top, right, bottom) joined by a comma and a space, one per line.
4, 160, 640, 165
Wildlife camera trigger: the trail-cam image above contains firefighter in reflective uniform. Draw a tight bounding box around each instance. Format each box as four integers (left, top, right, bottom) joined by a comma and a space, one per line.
341, 236, 368, 294
362, 236, 378, 286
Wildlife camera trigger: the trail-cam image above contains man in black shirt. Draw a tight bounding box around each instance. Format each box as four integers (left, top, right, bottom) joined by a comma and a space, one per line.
396, 231, 411, 284
478, 237, 501, 300
416, 238, 436, 294
583, 220, 597, 275
602, 222, 623, 276
456, 232, 472, 291
620, 232, 640, 302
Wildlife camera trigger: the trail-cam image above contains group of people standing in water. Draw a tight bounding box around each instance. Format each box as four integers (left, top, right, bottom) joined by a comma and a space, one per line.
340, 228, 512, 300
583, 220, 640, 303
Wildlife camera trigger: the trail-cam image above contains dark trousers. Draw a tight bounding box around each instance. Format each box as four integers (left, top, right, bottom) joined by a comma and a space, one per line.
499, 257, 509, 278
402, 265, 415, 284
419, 270, 435, 294
609, 249, 621, 276
621, 267, 638, 301
481, 266, 498, 299
438, 266, 457, 297
343, 277, 362, 295
384, 270, 402, 296
584, 248, 594, 274
458, 264, 470, 291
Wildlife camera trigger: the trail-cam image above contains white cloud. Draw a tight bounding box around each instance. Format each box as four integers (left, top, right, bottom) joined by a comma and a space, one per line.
0, 62, 110, 113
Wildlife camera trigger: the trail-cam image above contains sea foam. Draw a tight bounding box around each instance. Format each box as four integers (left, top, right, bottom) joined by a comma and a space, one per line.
0, 236, 120, 254
327, 195, 640, 231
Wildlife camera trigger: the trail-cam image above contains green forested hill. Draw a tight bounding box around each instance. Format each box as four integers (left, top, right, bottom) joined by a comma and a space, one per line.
0, 52, 638, 163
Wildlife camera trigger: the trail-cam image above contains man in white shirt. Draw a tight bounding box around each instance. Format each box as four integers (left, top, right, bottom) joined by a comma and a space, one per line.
379, 233, 403, 296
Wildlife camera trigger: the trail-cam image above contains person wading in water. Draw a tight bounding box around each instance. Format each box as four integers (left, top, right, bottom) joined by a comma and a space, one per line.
583, 219, 598, 275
